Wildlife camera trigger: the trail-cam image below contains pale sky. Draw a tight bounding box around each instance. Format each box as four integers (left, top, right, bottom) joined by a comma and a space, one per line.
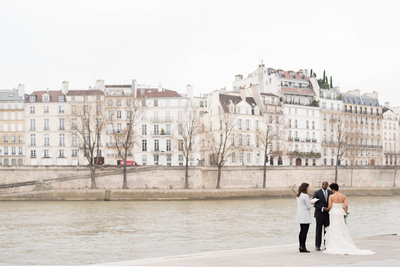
1, 0, 400, 106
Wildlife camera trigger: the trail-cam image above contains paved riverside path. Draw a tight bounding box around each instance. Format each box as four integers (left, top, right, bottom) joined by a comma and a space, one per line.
100, 234, 400, 266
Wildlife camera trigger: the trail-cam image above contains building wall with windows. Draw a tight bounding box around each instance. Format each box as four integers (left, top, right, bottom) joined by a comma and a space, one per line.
341, 91, 382, 166
319, 87, 344, 166
0, 86, 25, 166
382, 107, 399, 165
66, 88, 105, 166
24, 90, 69, 165
135, 87, 191, 167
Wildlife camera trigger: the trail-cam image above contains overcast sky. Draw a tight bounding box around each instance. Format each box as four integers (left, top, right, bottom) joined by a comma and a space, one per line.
1, 0, 400, 106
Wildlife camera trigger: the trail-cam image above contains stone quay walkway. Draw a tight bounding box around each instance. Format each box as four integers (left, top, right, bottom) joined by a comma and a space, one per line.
100, 234, 400, 267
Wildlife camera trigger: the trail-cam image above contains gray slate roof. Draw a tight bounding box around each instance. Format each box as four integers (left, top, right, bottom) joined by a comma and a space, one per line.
342, 93, 380, 107
0, 89, 21, 101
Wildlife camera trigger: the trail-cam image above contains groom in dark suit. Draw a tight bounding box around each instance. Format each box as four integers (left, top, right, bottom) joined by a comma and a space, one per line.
313, 181, 333, 251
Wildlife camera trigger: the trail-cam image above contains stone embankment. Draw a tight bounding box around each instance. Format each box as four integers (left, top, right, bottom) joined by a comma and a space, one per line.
0, 165, 399, 199
0, 187, 399, 201
99, 234, 400, 266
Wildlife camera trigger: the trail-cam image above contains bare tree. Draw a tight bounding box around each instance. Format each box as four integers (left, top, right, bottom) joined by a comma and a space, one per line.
393, 151, 399, 187
332, 118, 350, 183
71, 99, 106, 189
179, 107, 201, 189
109, 98, 141, 189
207, 112, 235, 189
256, 115, 274, 188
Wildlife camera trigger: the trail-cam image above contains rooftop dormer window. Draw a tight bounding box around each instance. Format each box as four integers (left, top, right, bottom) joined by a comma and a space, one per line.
43, 94, 49, 102
289, 71, 296, 79
58, 95, 65, 102
29, 96, 36, 103
278, 70, 284, 77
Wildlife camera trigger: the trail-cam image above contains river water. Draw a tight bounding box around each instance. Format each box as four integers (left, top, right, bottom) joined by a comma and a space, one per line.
0, 196, 399, 265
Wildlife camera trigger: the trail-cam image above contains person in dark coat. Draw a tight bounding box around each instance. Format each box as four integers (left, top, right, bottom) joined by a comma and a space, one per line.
313, 181, 333, 251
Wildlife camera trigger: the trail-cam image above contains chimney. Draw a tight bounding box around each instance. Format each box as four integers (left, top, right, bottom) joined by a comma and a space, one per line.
347, 89, 361, 96
235, 74, 243, 81
61, 81, 69, 94
95, 79, 105, 91
363, 91, 378, 99
385, 102, 390, 109
131, 79, 136, 97
239, 87, 246, 101
17, 84, 25, 100
186, 84, 193, 99
158, 83, 162, 92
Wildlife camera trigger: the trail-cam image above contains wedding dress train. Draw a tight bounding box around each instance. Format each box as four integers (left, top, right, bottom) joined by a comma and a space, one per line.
323, 203, 375, 255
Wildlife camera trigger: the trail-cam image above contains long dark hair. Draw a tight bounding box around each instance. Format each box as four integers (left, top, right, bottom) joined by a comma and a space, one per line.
297, 182, 309, 197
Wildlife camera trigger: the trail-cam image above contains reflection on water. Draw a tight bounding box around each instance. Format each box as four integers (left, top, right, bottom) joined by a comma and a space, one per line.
0, 196, 399, 265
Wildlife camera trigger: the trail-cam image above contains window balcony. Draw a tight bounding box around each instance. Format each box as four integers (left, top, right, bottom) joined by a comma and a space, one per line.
151, 117, 173, 123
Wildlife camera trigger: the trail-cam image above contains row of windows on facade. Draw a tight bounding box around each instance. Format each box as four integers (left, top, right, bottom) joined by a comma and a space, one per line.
227, 106, 259, 115
141, 124, 178, 136
29, 149, 78, 158
143, 154, 187, 165
0, 158, 23, 166
283, 95, 313, 105
385, 155, 398, 165
2, 123, 23, 132
141, 99, 185, 107
322, 114, 382, 127
383, 122, 398, 129
29, 119, 65, 131
2, 146, 23, 155
323, 159, 380, 166
286, 107, 317, 116
323, 125, 381, 136
29, 95, 65, 103
0, 103, 24, 110
28, 106, 65, 114
2, 135, 23, 143
288, 131, 317, 140
322, 137, 381, 147
344, 105, 380, 115
288, 119, 316, 129
384, 142, 398, 151
321, 102, 341, 111
226, 152, 317, 166
323, 148, 379, 157
383, 133, 397, 141
141, 139, 180, 152
29, 134, 75, 147
280, 81, 308, 88
2, 111, 23, 120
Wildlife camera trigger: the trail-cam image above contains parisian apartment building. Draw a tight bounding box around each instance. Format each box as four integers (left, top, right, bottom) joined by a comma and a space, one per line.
0, 65, 399, 167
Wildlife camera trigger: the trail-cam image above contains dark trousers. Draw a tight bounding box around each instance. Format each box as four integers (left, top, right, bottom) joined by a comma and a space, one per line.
315, 214, 330, 248
299, 223, 310, 249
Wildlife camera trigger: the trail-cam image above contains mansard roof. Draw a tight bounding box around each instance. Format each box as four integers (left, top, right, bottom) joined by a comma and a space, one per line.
0, 89, 20, 101
67, 89, 104, 96
25, 90, 65, 103
136, 88, 181, 98
342, 93, 380, 107
219, 94, 257, 112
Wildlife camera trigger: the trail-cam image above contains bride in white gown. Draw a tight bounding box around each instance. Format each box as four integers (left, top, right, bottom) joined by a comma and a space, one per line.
323, 183, 375, 255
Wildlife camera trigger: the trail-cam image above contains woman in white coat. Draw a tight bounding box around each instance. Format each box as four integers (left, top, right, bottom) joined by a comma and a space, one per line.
296, 182, 313, 253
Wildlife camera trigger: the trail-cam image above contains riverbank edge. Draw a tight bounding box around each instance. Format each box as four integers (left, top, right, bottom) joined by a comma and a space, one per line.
0, 187, 399, 201
98, 234, 400, 266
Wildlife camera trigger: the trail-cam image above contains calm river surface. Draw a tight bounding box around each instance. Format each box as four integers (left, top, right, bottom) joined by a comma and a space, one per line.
0, 196, 399, 265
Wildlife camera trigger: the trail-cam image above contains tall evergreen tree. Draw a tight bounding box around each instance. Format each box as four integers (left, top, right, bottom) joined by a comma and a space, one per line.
330, 76, 333, 88
323, 70, 326, 81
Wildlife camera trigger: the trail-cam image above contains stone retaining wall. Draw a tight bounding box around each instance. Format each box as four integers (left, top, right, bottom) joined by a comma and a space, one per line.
0, 166, 399, 194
